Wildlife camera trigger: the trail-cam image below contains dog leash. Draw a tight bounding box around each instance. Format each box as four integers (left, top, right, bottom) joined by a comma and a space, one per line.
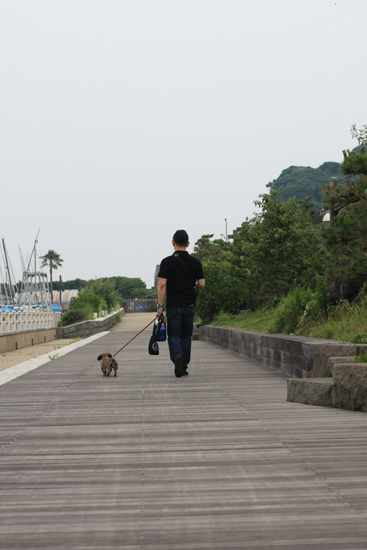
113, 315, 158, 358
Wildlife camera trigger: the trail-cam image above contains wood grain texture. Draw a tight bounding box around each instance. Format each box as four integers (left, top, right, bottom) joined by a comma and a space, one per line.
0, 331, 366, 549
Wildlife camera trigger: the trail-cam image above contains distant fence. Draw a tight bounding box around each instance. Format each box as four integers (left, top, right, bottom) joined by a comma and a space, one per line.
0, 310, 55, 334
123, 299, 157, 312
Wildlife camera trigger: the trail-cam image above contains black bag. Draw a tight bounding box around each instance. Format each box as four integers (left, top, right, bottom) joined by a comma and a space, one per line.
148, 314, 166, 355
148, 335, 159, 355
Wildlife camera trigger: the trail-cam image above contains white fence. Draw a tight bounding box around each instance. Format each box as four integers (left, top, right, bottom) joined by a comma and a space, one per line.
0, 310, 56, 334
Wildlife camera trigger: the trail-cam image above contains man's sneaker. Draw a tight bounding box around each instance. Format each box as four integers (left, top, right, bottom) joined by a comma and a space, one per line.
174, 355, 184, 378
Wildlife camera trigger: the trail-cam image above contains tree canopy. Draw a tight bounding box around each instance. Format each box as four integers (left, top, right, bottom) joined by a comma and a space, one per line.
266, 147, 361, 210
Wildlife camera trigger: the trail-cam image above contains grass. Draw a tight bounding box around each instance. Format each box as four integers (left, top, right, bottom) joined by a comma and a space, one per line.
210, 298, 367, 343
210, 310, 274, 333
113, 314, 121, 325
296, 299, 367, 342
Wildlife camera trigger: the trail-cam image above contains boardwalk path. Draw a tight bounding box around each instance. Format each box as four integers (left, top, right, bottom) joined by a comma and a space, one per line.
0, 314, 367, 549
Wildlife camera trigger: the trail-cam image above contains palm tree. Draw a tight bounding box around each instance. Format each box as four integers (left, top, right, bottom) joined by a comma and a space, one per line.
40, 250, 64, 302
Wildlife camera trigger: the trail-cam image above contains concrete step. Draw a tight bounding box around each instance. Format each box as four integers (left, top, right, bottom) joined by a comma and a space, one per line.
287, 377, 334, 408
288, 363, 367, 412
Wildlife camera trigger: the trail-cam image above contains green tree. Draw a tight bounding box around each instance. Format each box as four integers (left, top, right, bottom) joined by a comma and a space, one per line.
195, 258, 247, 325
83, 278, 121, 311
232, 190, 322, 298
40, 250, 64, 299
322, 143, 367, 281
192, 235, 232, 262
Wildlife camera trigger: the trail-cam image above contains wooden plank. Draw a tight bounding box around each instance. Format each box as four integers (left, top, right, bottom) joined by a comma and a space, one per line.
0, 331, 366, 549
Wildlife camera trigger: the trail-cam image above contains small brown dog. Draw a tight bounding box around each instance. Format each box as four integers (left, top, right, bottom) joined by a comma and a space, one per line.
97, 353, 118, 377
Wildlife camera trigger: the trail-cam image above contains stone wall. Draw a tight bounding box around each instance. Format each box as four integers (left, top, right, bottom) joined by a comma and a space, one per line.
57, 308, 125, 339
0, 328, 57, 353
200, 325, 367, 378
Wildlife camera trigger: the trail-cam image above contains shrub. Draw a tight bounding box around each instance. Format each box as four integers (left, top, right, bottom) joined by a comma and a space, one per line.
83, 279, 121, 310
196, 260, 246, 325
211, 312, 234, 326
113, 314, 121, 325
70, 292, 102, 313
355, 353, 367, 363
271, 287, 313, 334
61, 306, 94, 326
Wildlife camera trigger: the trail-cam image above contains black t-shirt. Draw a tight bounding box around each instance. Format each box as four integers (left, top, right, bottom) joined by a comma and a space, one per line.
158, 251, 204, 308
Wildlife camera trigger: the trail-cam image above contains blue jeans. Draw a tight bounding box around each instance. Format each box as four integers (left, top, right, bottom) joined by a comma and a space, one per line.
166, 306, 195, 368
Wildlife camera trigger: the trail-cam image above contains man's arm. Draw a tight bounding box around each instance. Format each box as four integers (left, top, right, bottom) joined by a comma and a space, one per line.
157, 278, 167, 315
196, 278, 205, 289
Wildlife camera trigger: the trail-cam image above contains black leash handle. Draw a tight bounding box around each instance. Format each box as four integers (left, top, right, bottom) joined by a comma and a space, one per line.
113, 315, 158, 358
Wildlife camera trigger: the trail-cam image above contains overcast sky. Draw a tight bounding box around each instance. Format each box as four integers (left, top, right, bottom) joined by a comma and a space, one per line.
1, 0, 366, 287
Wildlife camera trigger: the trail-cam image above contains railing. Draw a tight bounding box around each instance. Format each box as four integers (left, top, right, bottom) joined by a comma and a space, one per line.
0, 310, 56, 334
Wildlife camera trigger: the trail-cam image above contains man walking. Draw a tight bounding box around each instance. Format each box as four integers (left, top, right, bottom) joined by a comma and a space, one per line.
157, 230, 205, 378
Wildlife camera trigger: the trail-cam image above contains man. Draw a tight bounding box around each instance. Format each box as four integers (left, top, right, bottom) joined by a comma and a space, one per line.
157, 230, 205, 378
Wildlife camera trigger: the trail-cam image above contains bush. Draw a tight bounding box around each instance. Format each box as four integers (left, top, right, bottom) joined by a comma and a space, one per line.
113, 313, 121, 325
211, 311, 234, 326
271, 287, 313, 334
83, 279, 121, 310
196, 261, 246, 325
70, 292, 102, 313
61, 306, 94, 326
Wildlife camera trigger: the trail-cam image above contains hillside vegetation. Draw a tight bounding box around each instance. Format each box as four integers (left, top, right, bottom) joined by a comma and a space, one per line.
194, 127, 367, 344
266, 146, 361, 210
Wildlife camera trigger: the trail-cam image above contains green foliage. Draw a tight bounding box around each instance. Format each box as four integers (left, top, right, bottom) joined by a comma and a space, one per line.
212, 293, 367, 344
109, 276, 156, 299
61, 306, 94, 326
350, 124, 367, 145
322, 148, 367, 281
312, 276, 332, 317
53, 276, 156, 299
53, 278, 87, 291
209, 308, 274, 333
354, 353, 367, 363
83, 279, 121, 311
60, 283, 116, 326
351, 334, 367, 344
340, 145, 367, 176
263, 297, 281, 314
271, 287, 314, 334
71, 292, 102, 313
40, 249, 64, 294
267, 163, 345, 210
210, 311, 235, 326
232, 190, 322, 297
193, 235, 232, 262
193, 235, 244, 324
323, 369, 332, 377
195, 258, 246, 325
113, 313, 121, 325
269, 277, 331, 333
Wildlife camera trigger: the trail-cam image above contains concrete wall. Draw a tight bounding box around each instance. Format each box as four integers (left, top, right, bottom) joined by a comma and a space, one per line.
0, 328, 57, 353
57, 308, 125, 339
200, 325, 367, 378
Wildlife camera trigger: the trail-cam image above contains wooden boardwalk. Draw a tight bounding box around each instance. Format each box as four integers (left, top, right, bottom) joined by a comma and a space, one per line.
0, 327, 367, 549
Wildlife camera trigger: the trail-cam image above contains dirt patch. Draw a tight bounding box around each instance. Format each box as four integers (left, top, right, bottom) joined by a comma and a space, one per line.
0, 338, 75, 372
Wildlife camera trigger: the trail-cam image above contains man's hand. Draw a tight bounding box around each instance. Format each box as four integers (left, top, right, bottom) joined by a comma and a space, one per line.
196, 278, 206, 289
